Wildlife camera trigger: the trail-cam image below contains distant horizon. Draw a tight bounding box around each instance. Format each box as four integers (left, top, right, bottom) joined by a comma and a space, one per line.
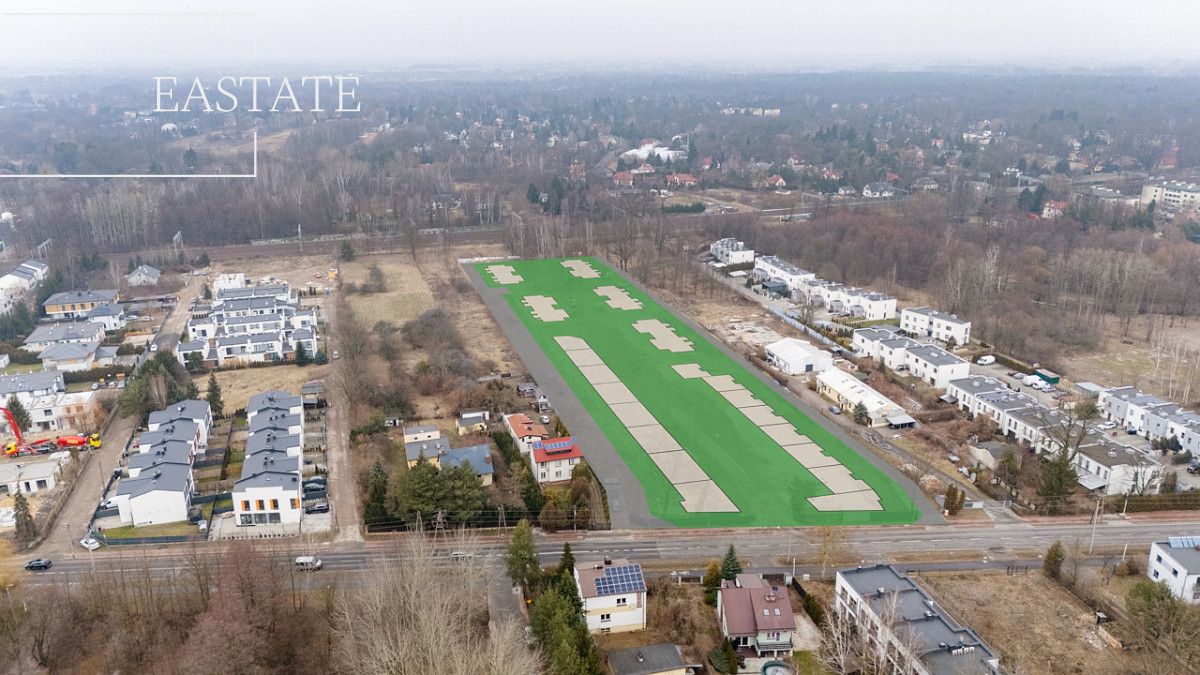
3, 0, 1200, 74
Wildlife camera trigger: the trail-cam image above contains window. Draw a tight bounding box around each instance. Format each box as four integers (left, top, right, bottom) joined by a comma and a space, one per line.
241, 500, 251, 511
255, 499, 265, 510
616, 597, 626, 607
1173, 568, 1180, 577
600, 614, 611, 623
600, 628, 610, 634
270, 499, 279, 510
1153, 570, 1160, 579
1157, 555, 1163, 563
290, 498, 299, 509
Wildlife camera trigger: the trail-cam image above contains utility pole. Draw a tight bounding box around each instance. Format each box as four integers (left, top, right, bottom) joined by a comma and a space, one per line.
1088, 495, 1103, 554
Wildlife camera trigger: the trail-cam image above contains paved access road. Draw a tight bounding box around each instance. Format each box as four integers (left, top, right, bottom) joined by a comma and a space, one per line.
34, 276, 203, 556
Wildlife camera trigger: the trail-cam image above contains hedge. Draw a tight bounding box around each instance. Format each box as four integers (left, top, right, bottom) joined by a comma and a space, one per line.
64, 365, 134, 384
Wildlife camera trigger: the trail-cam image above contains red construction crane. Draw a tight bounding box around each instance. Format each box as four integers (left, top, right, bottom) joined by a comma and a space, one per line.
2, 407, 100, 457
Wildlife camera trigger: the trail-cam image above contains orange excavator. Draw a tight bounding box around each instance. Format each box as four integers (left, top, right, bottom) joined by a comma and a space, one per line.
2, 407, 101, 457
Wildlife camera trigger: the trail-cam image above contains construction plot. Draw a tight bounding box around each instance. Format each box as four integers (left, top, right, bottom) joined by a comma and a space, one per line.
486, 264, 523, 285
676, 362, 882, 511
523, 295, 568, 322
595, 285, 643, 310
562, 259, 601, 278
477, 257, 917, 527
553, 335, 737, 513
632, 319, 693, 353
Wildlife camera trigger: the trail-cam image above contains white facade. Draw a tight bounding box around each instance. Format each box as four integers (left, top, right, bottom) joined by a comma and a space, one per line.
575, 561, 647, 634
1149, 539, 1200, 603
904, 345, 970, 390
709, 238, 755, 266
900, 307, 972, 345
816, 368, 904, 426
1141, 181, 1200, 213
764, 338, 832, 375
754, 255, 814, 291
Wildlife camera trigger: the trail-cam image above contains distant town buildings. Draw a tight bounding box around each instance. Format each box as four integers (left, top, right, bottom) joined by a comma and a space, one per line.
1140, 180, 1200, 213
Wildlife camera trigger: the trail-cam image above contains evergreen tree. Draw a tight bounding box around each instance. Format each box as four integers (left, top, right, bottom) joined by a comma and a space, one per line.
944, 485, 961, 515
703, 559, 722, 605
202, 283, 212, 300
395, 458, 443, 518
442, 463, 487, 524
339, 240, 356, 261
506, 519, 539, 592
206, 373, 224, 418
527, 183, 541, 204
295, 341, 310, 366
13, 492, 35, 542
5, 396, 30, 434
363, 460, 389, 525
557, 542, 576, 583
1043, 540, 1064, 579
720, 544, 743, 580
852, 402, 869, 425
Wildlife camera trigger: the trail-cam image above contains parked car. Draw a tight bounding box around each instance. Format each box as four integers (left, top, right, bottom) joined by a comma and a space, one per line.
332, 350, 340, 359
305, 499, 330, 514
24, 559, 52, 571
976, 355, 996, 365
449, 551, 473, 561
294, 556, 322, 571
539, 415, 551, 425
1187, 462, 1200, 475
302, 482, 325, 493
828, 406, 842, 415
1009, 372, 1024, 380
149, 343, 159, 352
79, 537, 100, 551
99, 498, 118, 510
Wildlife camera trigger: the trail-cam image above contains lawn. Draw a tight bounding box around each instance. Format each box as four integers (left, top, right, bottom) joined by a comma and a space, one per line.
476, 257, 917, 527
101, 521, 198, 538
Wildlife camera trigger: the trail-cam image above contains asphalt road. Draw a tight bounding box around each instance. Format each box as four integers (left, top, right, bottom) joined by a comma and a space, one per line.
17, 515, 1196, 587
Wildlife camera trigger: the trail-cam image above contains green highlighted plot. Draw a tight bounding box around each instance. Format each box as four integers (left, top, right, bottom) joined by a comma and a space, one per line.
478, 257, 918, 527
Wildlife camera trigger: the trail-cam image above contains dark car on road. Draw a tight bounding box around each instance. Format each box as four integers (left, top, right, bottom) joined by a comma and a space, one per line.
24, 559, 52, 571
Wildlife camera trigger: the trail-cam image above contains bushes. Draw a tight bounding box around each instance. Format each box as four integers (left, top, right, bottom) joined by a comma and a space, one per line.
63, 365, 133, 385
802, 592, 826, 627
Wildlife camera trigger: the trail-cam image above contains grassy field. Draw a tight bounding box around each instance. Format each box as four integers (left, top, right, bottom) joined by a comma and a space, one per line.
208, 363, 328, 413
476, 257, 917, 527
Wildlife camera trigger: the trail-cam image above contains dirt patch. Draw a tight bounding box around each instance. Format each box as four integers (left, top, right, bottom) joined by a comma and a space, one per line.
595, 580, 721, 667
919, 570, 1133, 675
207, 363, 329, 413
342, 257, 437, 326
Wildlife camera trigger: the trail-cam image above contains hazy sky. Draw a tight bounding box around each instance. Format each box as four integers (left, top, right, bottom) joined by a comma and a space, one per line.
2, 0, 1200, 71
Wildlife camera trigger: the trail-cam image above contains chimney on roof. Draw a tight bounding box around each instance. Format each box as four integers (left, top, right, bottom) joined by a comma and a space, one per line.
604, 557, 612, 566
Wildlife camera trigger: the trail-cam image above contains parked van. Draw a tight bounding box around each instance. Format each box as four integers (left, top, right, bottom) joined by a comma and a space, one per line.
1022, 374, 1040, 386
294, 556, 323, 571
976, 355, 996, 365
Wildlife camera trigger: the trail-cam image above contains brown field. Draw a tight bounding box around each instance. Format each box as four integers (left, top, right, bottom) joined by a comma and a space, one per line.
341, 257, 437, 325
206, 363, 329, 413
919, 570, 1133, 675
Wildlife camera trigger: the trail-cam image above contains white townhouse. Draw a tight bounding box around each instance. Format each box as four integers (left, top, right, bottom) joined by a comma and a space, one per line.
134, 420, 201, 454
836, 565, 1001, 675
233, 389, 306, 528
764, 338, 832, 375
112, 463, 194, 527
148, 399, 213, 450
0, 258, 48, 293
816, 368, 906, 427
709, 238, 755, 266
904, 345, 970, 390
841, 288, 897, 321
175, 280, 318, 368
753, 255, 815, 291
1073, 439, 1164, 496
575, 559, 647, 634
0, 371, 66, 413
900, 307, 972, 345
126, 440, 193, 478
851, 326, 905, 359
1149, 538, 1200, 603
22, 321, 105, 353
877, 336, 924, 371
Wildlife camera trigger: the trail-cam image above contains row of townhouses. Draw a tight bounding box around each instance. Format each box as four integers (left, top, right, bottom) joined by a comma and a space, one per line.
853, 326, 971, 389
899, 306, 972, 346
233, 390, 306, 527
709, 238, 756, 266
948, 376, 1167, 495
1098, 385, 1200, 456
0, 258, 49, 314
113, 399, 213, 527
176, 278, 318, 368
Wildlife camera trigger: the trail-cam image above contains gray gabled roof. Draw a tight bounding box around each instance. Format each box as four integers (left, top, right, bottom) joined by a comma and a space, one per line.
240, 450, 299, 478
0, 370, 63, 396
405, 437, 450, 462
128, 442, 192, 471
116, 462, 191, 497
41, 341, 100, 362
86, 303, 125, 318
235, 468, 301, 490
43, 289, 118, 307
137, 420, 199, 446
128, 264, 160, 279
245, 431, 301, 455
607, 644, 686, 675
24, 321, 104, 345
148, 400, 211, 427
249, 412, 302, 435
248, 390, 302, 411
442, 443, 494, 476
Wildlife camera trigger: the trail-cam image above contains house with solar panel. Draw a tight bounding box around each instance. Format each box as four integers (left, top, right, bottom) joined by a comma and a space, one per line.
1149, 537, 1200, 603
574, 558, 647, 634
530, 436, 583, 484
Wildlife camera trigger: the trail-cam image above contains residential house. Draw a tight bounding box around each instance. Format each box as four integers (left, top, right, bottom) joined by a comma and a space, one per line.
530, 436, 583, 484
753, 255, 814, 292
247, 390, 304, 422
905, 345, 970, 390
0, 259, 48, 293
836, 565, 1000, 675
716, 574, 796, 658
607, 644, 690, 675
134, 420, 201, 454
945, 377, 1009, 418
1141, 180, 1200, 214
611, 171, 635, 187
148, 399, 213, 449
112, 463, 194, 527
664, 173, 699, 188
405, 436, 451, 467
245, 431, 302, 457
762, 174, 787, 189
1041, 200, 1068, 219
1148, 537, 1200, 603
504, 413, 550, 455
0, 459, 62, 496
125, 264, 162, 287
709, 238, 755, 266
40, 341, 107, 372
403, 423, 441, 444
85, 302, 127, 331
176, 280, 317, 368
574, 559, 647, 634
1072, 436, 1164, 496
456, 411, 489, 436
441, 443, 495, 486
764, 338, 832, 376
0, 371, 66, 418
851, 326, 904, 359
43, 289, 118, 319
969, 440, 1019, 472
233, 390, 304, 528
900, 307, 972, 346
862, 182, 897, 198
22, 321, 105, 353
816, 369, 906, 427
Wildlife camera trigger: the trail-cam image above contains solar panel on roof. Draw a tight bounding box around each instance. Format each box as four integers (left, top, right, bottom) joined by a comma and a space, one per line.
1169, 536, 1200, 549
592, 564, 646, 596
